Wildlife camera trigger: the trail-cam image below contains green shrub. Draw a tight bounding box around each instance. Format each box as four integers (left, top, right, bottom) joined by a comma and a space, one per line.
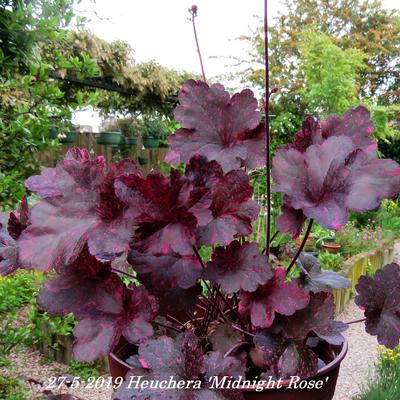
0, 271, 44, 314
0, 375, 28, 400
318, 252, 343, 271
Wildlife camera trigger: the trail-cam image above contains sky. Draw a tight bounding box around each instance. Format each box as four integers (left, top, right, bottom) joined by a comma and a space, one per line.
72, 0, 399, 127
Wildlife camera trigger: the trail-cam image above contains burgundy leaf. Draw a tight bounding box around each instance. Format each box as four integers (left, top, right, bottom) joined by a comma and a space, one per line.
196, 170, 260, 246
128, 249, 202, 289
238, 268, 309, 328
293, 106, 376, 154
253, 331, 287, 366
278, 341, 318, 379
8, 196, 30, 240
0, 212, 19, 276
137, 273, 201, 319
19, 150, 139, 270
115, 169, 212, 256
204, 241, 272, 293
297, 253, 351, 292
272, 136, 400, 231
72, 284, 158, 362
355, 263, 400, 348
276, 199, 306, 239
114, 332, 243, 400
278, 292, 347, 345
165, 80, 263, 173
37, 246, 121, 318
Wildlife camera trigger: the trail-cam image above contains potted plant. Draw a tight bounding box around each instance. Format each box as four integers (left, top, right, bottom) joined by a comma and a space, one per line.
3, 2, 400, 398
97, 119, 124, 146
58, 126, 78, 144
118, 118, 138, 146
322, 236, 342, 254
2, 76, 400, 399
140, 115, 168, 149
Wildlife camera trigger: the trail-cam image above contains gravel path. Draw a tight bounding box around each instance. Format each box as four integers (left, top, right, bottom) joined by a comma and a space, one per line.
333, 240, 400, 400
1, 347, 112, 400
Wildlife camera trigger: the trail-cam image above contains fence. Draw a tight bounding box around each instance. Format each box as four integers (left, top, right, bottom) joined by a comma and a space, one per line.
332, 238, 396, 316
38, 131, 168, 174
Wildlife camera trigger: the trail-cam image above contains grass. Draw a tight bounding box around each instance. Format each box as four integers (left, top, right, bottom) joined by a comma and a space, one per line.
358, 346, 400, 400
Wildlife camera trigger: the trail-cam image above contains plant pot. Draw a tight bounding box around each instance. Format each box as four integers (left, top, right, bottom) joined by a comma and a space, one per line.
142, 137, 160, 149
125, 137, 138, 146
322, 242, 341, 254
109, 340, 348, 400
295, 234, 314, 250
96, 131, 123, 146
138, 156, 149, 165
59, 131, 77, 144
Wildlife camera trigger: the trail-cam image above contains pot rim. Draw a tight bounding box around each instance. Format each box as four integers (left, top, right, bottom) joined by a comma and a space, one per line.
322, 242, 341, 248
109, 339, 348, 389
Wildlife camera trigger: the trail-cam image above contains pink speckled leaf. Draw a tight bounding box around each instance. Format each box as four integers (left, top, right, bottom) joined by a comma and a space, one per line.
204, 241, 272, 293
19, 151, 139, 270
37, 246, 121, 318
115, 169, 212, 256
278, 341, 318, 379
238, 268, 309, 328
355, 263, 400, 349
165, 80, 263, 173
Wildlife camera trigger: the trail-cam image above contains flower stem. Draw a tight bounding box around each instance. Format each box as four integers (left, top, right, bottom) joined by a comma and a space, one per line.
286, 219, 314, 276
111, 267, 137, 280
264, 0, 271, 259
345, 318, 366, 325
189, 6, 207, 82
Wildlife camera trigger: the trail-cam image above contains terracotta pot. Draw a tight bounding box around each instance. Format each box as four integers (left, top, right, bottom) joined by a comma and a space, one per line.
109, 340, 348, 400
295, 234, 314, 249
322, 242, 341, 254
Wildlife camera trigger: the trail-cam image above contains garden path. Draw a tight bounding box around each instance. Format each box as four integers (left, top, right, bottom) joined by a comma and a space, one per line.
332, 240, 400, 400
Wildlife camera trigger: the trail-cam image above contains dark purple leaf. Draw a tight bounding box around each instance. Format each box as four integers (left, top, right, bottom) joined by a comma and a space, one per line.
114, 332, 245, 400
204, 241, 272, 293
72, 284, 158, 362
276, 199, 306, 239
272, 135, 400, 231
355, 263, 400, 348
165, 80, 264, 173
253, 331, 287, 366
115, 169, 212, 256
294, 107, 376, 154
238, 268, 309, 328
128, 249, 202, 289
196, 170, 260, 246
37, 246, 121, 318
278, 292, 347, 346
297, 253, 351, 292
278, 341, 318, 379
138, 273, 201, 319
8, 196, 30, 240
19, 150, 139, 270
0, 212, 18, 276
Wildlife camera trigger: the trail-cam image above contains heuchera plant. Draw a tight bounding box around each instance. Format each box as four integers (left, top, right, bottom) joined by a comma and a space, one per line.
2, 9, 400, 400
